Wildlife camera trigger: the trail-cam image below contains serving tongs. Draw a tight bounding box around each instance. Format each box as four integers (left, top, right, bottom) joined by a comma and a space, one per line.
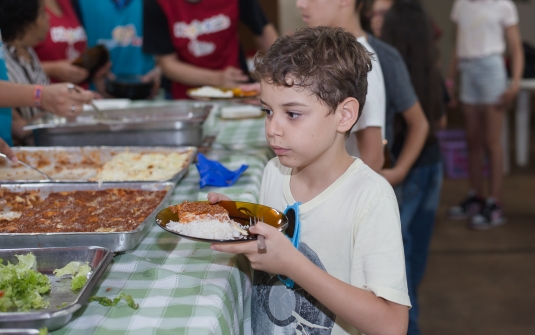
0, 152, 53, 181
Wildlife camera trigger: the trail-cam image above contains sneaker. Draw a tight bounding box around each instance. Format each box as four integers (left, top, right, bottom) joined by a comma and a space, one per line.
447, 193, 485, 220
470, 199, 506, 230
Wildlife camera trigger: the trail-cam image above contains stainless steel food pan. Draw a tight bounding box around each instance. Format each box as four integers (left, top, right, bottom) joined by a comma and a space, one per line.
0, 146, 196, 183
0, 182, 174, 252
0, 246, 113, 331
24, 102, 213, 147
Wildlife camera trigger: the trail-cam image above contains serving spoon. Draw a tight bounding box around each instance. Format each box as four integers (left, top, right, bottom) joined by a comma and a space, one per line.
0, 152, 53, 181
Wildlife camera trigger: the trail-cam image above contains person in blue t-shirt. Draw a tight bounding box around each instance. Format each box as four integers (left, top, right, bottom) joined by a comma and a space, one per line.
72, 0, 161, 96
0, 38, 12, 147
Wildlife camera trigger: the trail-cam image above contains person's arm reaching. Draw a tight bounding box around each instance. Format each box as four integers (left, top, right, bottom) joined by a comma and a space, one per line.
157, 54, 248, 88
446, 27, 458, 108
500, 24, 524, 106
356, 127, 384, 172
381, 102, 428, 186
0, 81, 93, 115
254, 23, 278, 52
0, 138, 16, 162
141, 65, 162, 98
41, 60, 89, 84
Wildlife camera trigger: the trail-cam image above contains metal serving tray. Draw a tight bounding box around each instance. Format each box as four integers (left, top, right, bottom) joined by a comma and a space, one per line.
0, 182, 174, 252
0, 146, 196, 184
24, 102, 213, 147
0, 246, 113, 331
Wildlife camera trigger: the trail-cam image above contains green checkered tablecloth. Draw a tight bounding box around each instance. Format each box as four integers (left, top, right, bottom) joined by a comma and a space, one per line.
53, 104, 273, 335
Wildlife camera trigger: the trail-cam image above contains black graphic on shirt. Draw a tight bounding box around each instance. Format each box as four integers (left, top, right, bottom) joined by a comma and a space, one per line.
252, 242, 336, 334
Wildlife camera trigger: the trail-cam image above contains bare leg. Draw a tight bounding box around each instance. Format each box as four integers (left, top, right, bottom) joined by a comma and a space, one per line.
482, 104, 505, 201
462, 104, 485, 196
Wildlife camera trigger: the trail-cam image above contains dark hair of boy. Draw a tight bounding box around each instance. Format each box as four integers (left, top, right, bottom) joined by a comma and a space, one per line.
252, 26, 372, 137
0, 0, 42, 42
379, 0, 444, 139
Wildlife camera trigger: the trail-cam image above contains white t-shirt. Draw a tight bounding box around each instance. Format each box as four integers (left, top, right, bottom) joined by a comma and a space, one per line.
451, 0, 518, 59
253, 158, 410, 335
345, 36, 386, 158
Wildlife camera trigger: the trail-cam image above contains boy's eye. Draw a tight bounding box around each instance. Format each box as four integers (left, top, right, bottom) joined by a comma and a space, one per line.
287, 111, 301, 119
261, 108, 272, 116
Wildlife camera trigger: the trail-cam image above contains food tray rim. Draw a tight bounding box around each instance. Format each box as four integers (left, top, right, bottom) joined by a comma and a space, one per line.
0, 182, 176, 252
0, 246, 113, 328
0, 145, 196, 184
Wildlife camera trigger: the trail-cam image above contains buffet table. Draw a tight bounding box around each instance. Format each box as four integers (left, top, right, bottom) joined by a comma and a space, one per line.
53, 104, 270, 335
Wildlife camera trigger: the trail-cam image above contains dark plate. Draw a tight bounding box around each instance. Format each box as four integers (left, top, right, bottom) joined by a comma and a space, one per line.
156, 201, 288, 243
105, 74, 153, 100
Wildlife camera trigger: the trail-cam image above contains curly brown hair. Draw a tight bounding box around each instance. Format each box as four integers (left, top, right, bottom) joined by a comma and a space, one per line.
252, 26, 373, 136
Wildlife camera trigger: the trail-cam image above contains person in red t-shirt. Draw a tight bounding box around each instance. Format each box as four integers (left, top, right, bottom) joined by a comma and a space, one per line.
143, 0, 278, 99
34, 0, 89, 85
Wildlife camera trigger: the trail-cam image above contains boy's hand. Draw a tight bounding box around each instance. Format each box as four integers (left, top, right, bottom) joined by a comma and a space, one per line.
211, 222, 299, 277
207, 192, 231, 204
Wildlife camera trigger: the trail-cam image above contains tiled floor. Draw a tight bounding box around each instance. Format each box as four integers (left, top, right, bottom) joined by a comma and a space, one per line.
418, 125, 535, 334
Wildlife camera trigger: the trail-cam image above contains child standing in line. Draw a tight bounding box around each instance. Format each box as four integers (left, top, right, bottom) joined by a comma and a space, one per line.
446, 0, 524, 229
210, 27, 410, 335
296, 0, 387, 172
372, 1, 446, 334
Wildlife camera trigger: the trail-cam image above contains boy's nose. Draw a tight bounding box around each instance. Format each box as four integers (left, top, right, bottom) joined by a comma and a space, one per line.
266, 115, 283, 138
296, 0, 307, 9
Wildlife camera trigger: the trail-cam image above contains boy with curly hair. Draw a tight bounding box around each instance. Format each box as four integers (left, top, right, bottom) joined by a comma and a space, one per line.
210, 27, 410, 335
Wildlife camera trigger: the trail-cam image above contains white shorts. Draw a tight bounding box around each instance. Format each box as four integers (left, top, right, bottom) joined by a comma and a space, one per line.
458, 54, 507, 105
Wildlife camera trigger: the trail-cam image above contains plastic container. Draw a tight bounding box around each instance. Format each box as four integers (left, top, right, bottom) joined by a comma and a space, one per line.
436, 129, 489, 179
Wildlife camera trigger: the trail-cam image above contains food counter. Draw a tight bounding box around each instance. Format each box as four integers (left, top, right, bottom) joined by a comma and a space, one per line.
7, 101, 271, 335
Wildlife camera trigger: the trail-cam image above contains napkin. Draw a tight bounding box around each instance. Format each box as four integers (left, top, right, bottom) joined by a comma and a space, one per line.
196, 153, 248, 188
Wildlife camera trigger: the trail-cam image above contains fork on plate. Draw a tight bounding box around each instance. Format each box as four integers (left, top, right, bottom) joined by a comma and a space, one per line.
249, 216, 266, 251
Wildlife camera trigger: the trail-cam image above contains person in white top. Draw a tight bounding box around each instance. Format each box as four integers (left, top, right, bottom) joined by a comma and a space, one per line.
296, 0, 386, 172
446, 0, 524, 229
210, 27, 409, 335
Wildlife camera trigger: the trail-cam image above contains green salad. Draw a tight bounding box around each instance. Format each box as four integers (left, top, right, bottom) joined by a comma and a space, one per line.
0, 253, 93, 312
0, 253, 51, 312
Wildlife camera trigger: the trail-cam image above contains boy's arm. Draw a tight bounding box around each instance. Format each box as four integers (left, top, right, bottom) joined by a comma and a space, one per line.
381, 102, 429, 186
355, 127, 384, 172
287, 251, 409, 335
212, 221, 409, 335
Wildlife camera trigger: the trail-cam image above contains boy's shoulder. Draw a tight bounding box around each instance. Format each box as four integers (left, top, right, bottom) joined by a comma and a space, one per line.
264, 157, 396, 199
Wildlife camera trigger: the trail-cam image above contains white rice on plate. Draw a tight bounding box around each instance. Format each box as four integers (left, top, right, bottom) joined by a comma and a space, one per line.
166, 218, 248, 240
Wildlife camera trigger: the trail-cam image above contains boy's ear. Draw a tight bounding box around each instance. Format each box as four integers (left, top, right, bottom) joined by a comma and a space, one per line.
337, 97, 359, 134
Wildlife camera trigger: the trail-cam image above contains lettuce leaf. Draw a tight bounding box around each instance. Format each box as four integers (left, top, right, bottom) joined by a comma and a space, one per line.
0, 253, 51, 312
89, 292, 139, 310
54, 261, 91, 291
